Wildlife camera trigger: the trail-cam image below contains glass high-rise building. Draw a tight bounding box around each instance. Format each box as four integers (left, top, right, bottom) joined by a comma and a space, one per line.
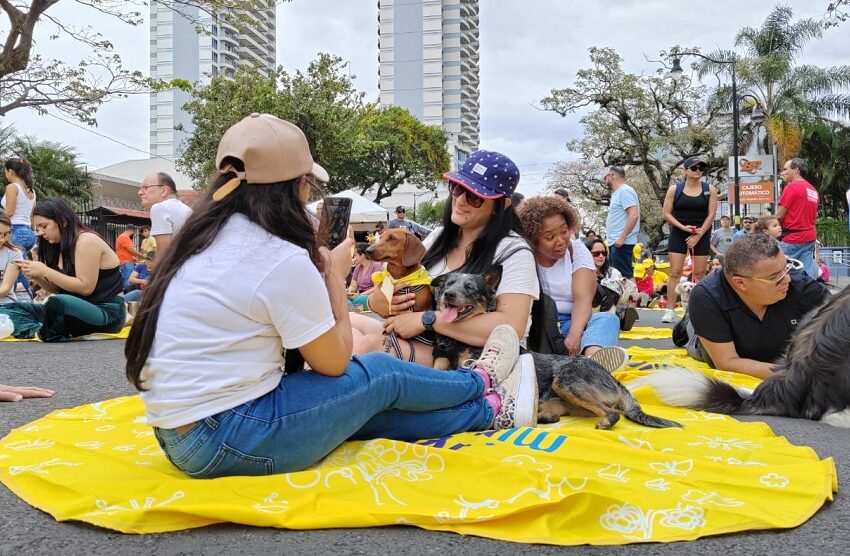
149, 2, 276, 161
378, 0, 480, 168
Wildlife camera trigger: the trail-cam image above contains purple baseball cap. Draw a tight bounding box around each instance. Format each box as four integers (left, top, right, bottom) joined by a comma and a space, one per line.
443, 150, 520, 199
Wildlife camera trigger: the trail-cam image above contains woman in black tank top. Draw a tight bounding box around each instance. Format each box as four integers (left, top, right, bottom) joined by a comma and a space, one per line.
0, 198, 126, 341
660, 157, 718, 322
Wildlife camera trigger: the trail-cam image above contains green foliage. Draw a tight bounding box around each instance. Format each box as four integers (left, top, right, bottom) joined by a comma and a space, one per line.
541, 47, 726, 240
817, 217, 850, 246
179, 54, 449, 203
0, 1, 285, 123
1, 129, 93, 207
695, 6, 850, 162
799, 120, 850, 219
414, 199, 447, 227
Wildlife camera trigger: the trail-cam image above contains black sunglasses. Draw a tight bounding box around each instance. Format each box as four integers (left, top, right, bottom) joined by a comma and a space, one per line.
688, 165, 707, 173
448, 181, 485, 208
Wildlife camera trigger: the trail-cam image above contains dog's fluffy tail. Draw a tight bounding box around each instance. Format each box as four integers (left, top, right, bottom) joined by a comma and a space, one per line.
628, 368, 754, 414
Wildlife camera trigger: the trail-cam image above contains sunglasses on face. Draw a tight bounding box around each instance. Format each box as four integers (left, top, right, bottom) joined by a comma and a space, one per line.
688, 165, 707, 173
739, 259, 802, 286
591, 250, 607, 257
448, 181, 485, 208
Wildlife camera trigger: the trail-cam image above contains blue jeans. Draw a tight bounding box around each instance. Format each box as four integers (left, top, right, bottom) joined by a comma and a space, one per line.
11, 225, 35, 292
153, 352, 492, 478
118, 261, 135, 289
609, 244, 634, 278
780, 240, 816, 279
124, 289, 144, 302
557, 312, 621, 353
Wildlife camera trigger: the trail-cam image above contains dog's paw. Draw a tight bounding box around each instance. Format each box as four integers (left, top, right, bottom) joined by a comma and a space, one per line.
536, 412, 561, 424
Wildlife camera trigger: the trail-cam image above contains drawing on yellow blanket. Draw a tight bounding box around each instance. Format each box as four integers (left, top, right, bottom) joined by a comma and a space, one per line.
599, 502, 705, 540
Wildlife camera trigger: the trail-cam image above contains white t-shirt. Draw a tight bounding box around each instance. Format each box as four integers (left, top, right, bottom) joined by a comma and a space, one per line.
539, 240, 595, 315
1, 183, 35, 225
149, 198, 193, 237
422, 228, 539, 341
0, 247, 22, 304
140, 214, 335, 428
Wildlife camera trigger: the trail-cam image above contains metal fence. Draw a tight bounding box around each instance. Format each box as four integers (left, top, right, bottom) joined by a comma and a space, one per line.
75, 200, 150, 250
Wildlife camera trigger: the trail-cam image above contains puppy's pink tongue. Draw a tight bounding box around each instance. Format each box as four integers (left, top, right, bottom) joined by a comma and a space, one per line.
441, 306, 459, 323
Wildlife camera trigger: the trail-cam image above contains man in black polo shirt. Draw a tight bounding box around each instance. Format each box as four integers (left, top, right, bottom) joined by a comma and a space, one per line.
687, 234, 829, 378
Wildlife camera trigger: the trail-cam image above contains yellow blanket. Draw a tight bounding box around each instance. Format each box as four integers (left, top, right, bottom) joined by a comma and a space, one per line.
0, 325, 131, 342
0, 348, 837, 543
620, 326, 673, 340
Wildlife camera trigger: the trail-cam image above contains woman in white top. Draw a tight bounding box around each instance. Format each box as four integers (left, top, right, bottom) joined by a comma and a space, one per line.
517, 196, 623, 360
352, 150, 540, 365
125, 115, 538, 478
585, 238, 622, 280
3, 158, 36, 293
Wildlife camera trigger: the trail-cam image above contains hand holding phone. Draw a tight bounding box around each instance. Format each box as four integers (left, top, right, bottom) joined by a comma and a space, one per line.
316, 196, 352, 250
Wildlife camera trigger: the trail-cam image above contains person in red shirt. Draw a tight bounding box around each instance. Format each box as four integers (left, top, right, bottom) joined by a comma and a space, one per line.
777, 158, 819, 279
115, 225, 144, 288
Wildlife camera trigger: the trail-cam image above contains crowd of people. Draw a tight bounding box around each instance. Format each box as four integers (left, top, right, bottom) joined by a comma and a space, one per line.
0, 115, 844, 483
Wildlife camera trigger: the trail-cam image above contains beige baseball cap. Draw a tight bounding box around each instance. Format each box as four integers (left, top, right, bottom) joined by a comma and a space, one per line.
212, 113, 329, 201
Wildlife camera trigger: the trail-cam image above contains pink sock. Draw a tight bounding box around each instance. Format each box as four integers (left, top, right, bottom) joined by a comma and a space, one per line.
484, 392, 502, 420
472, 367, 491, 391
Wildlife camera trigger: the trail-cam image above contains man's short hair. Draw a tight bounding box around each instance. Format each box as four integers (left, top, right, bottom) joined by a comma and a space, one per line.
723, 234, 782, 279
157, 172, 177, 194
395, 205, 405, 214
140, 225, 150, 233
124, 224, 136, 231
608, 166, 626, 179
787, 158, 808, 178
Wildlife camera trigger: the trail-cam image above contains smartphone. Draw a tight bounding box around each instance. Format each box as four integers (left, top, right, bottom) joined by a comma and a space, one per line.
316, 196, 352, 250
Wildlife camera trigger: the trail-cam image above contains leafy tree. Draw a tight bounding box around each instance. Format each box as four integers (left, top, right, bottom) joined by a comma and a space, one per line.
799, 120, 850, 217
694, 6, 850, 162
541, 47, 726, 241
0, 1, 284, 124
1, 132, 92, 206
354, 105, 449, 203
180, 54, 449, 203
413, 198, 447, 228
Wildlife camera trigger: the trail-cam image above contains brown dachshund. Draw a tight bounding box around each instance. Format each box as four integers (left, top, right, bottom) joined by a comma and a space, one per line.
365, 228, 433, 313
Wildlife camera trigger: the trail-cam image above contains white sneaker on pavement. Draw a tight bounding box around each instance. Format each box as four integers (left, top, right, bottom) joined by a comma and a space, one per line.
492, 354, 538, 429
465, 324, 520, 388
662, 308, 676, 323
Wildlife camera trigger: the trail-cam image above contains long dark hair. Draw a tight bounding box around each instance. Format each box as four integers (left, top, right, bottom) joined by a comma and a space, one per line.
421, 190, 525, 274
33, 197, 95, 275
125, 160, 323, 390
5, 158, 34, 191
584, 238, 611, 278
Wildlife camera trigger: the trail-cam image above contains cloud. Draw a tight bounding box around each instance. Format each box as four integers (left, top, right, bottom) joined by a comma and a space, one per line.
3, 0, 843, 179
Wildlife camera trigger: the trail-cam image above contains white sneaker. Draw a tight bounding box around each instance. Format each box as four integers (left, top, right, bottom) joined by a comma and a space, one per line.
492, 355, 538, 429
589, 346, 630, 374
662, 308, 676, 323
465, 324, 519, 388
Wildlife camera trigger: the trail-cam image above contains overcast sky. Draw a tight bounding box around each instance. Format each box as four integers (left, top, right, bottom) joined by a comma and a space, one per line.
3, 0, 845, 195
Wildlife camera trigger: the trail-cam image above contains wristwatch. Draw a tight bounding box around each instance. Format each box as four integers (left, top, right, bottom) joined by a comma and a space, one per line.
421, 310, 437, 332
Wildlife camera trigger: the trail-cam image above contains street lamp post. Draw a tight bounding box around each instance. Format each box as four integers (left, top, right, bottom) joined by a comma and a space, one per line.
671, 53, 744, 221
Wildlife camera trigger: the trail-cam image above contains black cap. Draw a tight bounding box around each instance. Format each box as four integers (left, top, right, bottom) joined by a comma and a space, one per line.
683, 156, 707, 169
395, 206, 405, 213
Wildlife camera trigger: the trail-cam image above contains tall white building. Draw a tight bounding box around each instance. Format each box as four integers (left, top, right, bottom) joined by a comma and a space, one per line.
149, 2, 276, 161
378, 0, 480, 168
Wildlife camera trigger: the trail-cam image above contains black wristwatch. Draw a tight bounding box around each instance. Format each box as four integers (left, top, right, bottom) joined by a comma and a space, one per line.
422, 310, 437, 332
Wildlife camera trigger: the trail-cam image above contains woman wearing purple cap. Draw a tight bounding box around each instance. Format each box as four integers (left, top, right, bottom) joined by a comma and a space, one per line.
355, 151, 540, 368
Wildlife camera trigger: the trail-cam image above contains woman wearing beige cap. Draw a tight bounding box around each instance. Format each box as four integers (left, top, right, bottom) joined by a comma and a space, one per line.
124, 114, 537, 478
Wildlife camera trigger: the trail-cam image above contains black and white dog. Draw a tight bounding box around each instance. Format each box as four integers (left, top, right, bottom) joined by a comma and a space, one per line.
631, 284, 850, 427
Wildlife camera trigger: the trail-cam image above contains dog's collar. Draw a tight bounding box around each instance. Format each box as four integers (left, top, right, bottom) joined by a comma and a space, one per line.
371, 266, 431, 288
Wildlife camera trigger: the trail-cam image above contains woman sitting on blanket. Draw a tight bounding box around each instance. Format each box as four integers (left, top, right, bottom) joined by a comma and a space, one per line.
346, 242, 382, 311
124, 114, 539, 478
350, 150, 541, 366
516, 195, 627, 371
585, 237, 621, 280
0, 198, 125, 341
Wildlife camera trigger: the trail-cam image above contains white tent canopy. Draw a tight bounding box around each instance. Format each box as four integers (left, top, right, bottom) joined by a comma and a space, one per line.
308, 189, 389, 224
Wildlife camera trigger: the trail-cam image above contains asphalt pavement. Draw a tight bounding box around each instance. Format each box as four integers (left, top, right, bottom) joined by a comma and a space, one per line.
1, 308, 848, 555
